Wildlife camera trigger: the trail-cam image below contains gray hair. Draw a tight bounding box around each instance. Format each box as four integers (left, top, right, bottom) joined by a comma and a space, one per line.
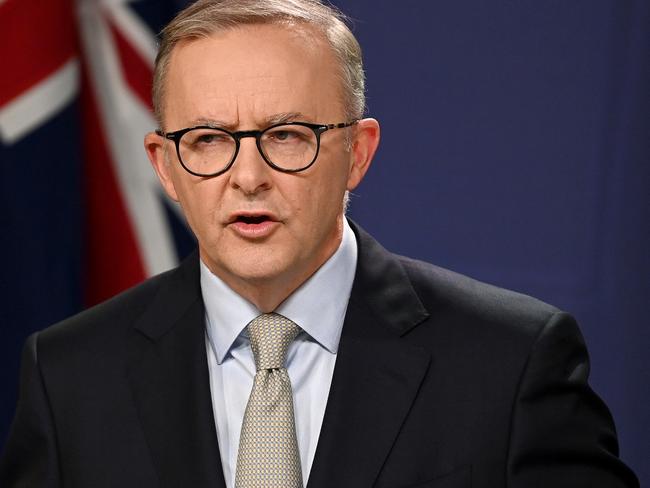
152, 0, 365, 129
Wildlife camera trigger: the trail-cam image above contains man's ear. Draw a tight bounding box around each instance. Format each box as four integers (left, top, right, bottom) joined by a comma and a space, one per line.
144, 132, 179, 201
347, 118, 380, 191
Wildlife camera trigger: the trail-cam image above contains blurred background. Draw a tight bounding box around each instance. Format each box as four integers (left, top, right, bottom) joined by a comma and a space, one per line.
1, 0, 648, 483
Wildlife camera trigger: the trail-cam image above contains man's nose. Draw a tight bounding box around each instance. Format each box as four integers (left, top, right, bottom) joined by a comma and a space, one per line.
228, 137, 272, 195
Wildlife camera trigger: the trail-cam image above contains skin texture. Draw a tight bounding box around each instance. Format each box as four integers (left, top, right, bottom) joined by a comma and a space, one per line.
145, 23, 380, 312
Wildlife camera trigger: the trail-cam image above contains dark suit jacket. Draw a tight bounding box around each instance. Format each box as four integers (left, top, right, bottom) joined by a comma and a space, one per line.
0, 222, 638, 488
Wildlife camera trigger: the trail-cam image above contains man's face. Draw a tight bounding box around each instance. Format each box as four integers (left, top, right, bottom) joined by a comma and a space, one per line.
145, 24, 379, 309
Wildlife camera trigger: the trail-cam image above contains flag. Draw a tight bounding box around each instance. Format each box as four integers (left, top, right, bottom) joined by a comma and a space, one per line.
0, 0, 194, 444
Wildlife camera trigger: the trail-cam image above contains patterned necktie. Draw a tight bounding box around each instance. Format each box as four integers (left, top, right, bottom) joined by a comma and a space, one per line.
235, 313, 303, 488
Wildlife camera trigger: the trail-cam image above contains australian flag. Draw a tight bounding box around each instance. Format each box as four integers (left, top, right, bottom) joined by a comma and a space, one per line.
0, 0, 194, 445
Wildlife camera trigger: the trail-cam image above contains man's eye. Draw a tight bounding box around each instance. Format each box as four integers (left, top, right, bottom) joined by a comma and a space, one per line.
270, 130, 297, 141
196, 133, 228, 144
266, 128, 310, 143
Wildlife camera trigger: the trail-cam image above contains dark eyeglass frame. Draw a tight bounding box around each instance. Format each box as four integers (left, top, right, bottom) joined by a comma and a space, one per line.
155, 120, 358, 177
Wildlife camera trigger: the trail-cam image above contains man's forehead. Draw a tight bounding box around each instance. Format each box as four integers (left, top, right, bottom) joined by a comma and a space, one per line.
163, 23, 344, 127
167, 23, 335, 91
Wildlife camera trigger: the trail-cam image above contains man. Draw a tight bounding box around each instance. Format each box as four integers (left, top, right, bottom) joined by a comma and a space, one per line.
0, 0, 639, 487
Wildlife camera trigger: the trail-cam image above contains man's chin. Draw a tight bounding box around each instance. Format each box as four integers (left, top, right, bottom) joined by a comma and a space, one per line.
203, 250, 288, 286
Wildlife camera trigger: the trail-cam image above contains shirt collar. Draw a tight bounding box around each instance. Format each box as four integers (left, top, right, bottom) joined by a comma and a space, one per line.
201, 218, 358, 364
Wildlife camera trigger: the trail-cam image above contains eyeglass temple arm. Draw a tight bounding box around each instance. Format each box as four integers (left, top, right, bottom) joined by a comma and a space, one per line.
324, 120, 359, 130
155, 129, 178, 141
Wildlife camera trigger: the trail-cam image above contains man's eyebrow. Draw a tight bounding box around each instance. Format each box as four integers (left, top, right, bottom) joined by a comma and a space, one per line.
265, 112, 309, 125
187, 112, 309, 130
189, 118, 233, 129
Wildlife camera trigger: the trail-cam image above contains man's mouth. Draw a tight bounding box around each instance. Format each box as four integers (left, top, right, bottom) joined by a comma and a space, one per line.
228, 212, 279, 238
234, 214, 271, 225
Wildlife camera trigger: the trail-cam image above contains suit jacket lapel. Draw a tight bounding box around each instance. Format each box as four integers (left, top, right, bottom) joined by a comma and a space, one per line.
307, 222, 431, 488
127, 252, 225, 488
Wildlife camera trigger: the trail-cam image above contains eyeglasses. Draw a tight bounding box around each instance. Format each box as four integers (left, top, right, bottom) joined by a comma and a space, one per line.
156, 120, 358, 177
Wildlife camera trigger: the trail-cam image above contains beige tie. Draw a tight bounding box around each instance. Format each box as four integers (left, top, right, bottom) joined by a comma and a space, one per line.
235, 313, 303, 488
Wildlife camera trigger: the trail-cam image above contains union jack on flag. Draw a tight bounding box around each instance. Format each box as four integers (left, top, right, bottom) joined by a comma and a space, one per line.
0, 0, 193, 440
1, 0, 193, 313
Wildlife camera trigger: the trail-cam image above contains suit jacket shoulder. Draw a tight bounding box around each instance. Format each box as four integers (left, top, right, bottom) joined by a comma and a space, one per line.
0, 250, 222, 488
399, 253, 558, 329
315, 221, 639, 488
39, 248, 200, 348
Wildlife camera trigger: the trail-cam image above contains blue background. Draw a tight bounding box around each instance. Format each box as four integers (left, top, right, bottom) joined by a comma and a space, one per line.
1, 0, 647, 484
339, 1, 649, 482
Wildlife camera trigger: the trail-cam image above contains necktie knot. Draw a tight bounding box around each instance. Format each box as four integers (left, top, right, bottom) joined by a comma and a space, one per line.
247, 313, 300, 371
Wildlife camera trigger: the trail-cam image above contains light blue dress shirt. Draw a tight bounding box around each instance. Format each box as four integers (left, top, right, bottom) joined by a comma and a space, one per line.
201, 219, 358, 487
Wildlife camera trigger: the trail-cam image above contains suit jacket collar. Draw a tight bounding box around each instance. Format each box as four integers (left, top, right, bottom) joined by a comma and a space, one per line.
133, 250, 202, 341
128, 251, 226, 488
307, 221, 431, 488
346, 220, 430, 336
